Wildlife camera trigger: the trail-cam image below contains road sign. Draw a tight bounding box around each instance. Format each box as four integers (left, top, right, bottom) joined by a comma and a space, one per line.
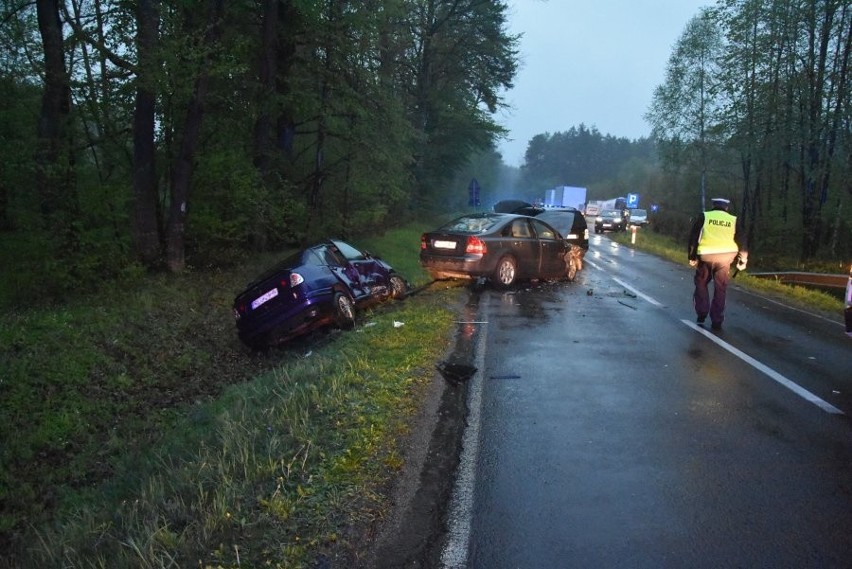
468, 178, 481, 207
627, 193, 639, 208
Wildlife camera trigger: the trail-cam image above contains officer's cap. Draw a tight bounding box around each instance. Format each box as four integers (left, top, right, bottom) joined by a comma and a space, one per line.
711, 197, 730, 205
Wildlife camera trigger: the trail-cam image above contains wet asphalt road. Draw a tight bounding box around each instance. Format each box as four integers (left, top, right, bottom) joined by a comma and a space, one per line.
441, 234, 852, 568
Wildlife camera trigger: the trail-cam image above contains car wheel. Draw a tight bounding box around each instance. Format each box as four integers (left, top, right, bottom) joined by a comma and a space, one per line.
493, 256, 517, 288
388, 275, 407, 299
333, 292, 355, 330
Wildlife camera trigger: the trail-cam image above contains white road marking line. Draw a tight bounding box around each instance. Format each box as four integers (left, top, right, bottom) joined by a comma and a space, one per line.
592, 259, 844, 414
681, 319, 844, 415
442, 298, 489, 569
612, 277, 663, 307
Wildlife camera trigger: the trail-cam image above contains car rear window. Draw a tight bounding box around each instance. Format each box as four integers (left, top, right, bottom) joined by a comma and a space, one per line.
440, 215, 501, 233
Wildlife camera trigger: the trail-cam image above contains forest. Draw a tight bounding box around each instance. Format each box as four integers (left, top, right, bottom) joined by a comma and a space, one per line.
0, 0, 517, 307
1, 0, 850, 311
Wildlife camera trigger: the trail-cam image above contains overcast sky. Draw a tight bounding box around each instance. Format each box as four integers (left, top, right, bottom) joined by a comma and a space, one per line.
497, 0, 710, 166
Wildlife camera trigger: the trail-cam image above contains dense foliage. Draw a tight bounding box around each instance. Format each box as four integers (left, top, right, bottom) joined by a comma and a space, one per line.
0, 0, 518, 304
646, 1, 851, 264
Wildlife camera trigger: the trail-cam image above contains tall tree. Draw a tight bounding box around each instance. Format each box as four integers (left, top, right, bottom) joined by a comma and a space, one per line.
34, 0, 75, 228
132, 0, 162, 265
646, 8, 724, 212
407, 0, 518, 204
165, 0, 225, 272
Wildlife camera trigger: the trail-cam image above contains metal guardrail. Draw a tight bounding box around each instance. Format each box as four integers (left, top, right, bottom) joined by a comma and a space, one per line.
749, 272, 848, 289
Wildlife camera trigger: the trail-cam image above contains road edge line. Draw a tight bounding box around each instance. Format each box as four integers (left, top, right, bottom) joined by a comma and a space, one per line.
441, 296, 489, 568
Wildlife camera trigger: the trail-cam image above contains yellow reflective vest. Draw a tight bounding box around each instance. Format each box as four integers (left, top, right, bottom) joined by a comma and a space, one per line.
697, 210, 738, 255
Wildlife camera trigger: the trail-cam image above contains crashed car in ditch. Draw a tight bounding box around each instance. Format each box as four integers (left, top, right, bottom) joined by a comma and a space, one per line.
232, 239, 408, 349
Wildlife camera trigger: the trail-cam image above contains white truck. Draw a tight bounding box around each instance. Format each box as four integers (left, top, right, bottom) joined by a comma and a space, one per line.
544, 186, 587, 210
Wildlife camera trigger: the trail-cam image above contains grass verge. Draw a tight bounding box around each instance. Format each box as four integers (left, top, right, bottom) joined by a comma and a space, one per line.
1, 225, 459, 568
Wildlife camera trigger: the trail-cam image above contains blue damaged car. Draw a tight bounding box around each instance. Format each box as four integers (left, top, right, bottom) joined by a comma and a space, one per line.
233, 239, 408, 349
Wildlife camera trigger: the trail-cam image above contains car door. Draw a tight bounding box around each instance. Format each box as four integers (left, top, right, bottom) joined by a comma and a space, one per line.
507, 218, 538, 277
531, 219, 567, 277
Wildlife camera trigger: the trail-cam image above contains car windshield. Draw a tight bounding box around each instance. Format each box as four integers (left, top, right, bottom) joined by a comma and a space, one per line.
331, 240, 367, 261
440, 215, 501, 234
632, 209, 647, 217
603, 210, 621, 217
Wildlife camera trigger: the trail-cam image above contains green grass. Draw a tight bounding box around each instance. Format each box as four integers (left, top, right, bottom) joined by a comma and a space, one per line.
609, 228, 845, 315
0, 225, 459, 568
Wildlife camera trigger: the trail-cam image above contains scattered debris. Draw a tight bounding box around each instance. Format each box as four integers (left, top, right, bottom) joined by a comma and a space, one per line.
587, 289, 594, 296
623, 290, 637, 298
436, 361, 477, 385
393, 321, 404, 328
617, 300, 637, 310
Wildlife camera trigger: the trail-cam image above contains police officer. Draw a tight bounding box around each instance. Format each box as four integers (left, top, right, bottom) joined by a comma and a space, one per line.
687, 198, 748, 330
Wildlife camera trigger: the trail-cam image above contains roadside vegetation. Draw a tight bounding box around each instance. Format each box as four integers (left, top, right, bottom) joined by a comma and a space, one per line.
609, 227, 845, 316
0, 225, 465, 568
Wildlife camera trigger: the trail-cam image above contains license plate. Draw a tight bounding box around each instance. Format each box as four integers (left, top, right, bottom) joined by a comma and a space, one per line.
251, 287, 278, 309
434, 240, 456, 249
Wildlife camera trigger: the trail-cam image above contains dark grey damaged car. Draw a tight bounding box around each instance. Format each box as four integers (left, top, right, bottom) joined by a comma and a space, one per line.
419, 213, 575, 287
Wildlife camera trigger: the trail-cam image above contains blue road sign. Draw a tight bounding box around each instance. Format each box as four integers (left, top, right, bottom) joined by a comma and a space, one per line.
627, 193, 639, 208
468, 178, 481, 207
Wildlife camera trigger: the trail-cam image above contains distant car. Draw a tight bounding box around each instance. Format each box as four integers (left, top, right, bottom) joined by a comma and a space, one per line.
232, 239, 407, 349
594, 209, 627, 233
420, 213, 572, 287
531, 208, 589, 279
628, 208, 649, 227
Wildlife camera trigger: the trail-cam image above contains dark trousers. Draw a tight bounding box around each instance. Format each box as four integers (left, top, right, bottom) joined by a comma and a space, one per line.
693, 252, 737, 325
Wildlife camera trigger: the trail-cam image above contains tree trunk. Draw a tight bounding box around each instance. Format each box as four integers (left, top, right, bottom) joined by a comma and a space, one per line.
252, 0, 278, 178
35, 0, 75, 227
132, 0, 162, 266
166, 0, 224, 272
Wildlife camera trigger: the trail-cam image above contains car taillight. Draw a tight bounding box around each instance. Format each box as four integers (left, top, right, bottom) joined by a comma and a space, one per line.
288, 273, 304, 287
420, 234, 427, 250
465, 237, 487, 255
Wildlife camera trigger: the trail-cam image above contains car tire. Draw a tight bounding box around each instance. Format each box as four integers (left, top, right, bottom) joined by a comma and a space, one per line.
493, 256, 517, 288
333, 292, 355, 330
388, 275, 407, 299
